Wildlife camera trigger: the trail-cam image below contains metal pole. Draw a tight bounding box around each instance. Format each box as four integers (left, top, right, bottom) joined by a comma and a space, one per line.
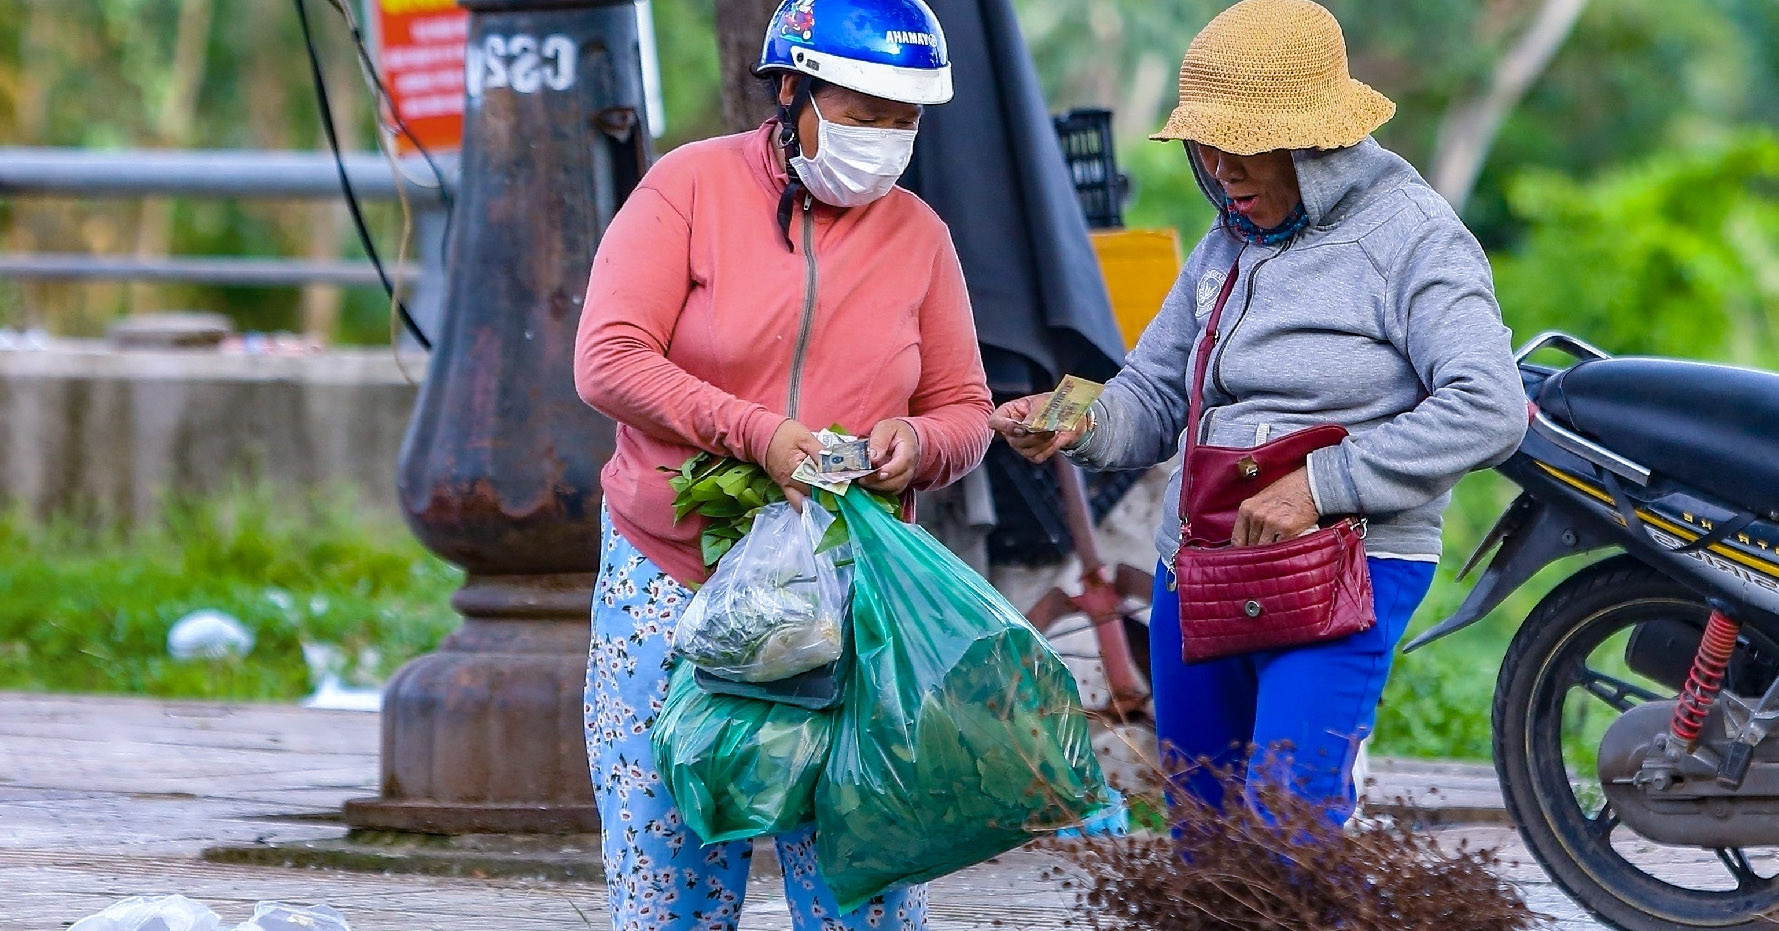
0, 254, 416, 287
0, 147, 453, 201
343, 0, 648, 835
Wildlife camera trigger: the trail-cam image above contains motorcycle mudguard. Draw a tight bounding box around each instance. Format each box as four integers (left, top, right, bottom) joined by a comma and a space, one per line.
1404, 494, 1612, 652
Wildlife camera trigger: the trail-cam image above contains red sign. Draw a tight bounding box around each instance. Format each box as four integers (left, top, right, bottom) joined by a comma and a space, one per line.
369, 0, 469, 155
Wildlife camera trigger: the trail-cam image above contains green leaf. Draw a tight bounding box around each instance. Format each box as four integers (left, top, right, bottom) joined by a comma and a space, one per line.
689, 480, 728, 504
701, 500, 748, 519
815, 512, 850, 555
701, 533, 737, 566
715, 469, 753, 497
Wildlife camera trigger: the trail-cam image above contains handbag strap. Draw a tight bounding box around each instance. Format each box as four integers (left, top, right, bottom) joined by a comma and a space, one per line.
1180, 250, 1246, 527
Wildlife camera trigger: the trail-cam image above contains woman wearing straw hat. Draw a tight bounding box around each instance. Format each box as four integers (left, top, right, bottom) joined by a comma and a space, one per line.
990, 0, 1527, 823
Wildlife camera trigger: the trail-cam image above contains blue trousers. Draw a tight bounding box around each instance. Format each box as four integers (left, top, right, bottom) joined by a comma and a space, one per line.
1149, 557, 1435, 824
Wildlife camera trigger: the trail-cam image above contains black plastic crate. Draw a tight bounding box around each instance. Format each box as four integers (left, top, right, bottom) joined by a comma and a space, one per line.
1053, 108, 1128, 230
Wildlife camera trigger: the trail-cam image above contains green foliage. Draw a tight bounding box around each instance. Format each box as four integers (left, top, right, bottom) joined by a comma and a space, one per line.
0, 0, 403, 339
651, 0, 723, 150
668, 453, 787, 565
1017, 0, 1494, 167
666, 452, 899, 566
1019, 0, 1779, 253
0, 486, 460, 701
1493, 131, 1779, 366
1370, 472, 1614, 760
1121, 138, 1215, 247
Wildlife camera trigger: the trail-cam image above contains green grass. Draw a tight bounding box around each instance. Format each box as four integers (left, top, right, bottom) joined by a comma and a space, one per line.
1371, 471, 1610, 761
0, 486, 461, 701
0, 472, 1583, 763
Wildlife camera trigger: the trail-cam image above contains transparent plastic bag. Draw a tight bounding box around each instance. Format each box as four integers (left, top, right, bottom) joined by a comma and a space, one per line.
675, 502, 849, 683
814, 490, 1112, 912
651, 661, 835, 844
69, 896, 222, 931
232, 903, 350, 931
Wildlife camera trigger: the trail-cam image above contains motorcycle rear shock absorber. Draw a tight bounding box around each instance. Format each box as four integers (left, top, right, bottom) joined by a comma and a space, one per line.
1671, 608, 1743, 750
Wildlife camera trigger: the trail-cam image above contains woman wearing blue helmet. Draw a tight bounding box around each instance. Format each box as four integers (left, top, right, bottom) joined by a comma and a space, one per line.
754, 0, 954, 240
574, 1, 991, 928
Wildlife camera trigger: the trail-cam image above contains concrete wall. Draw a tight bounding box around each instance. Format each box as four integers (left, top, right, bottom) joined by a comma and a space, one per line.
0, 341, 1167, 588
0, 345, 421, 520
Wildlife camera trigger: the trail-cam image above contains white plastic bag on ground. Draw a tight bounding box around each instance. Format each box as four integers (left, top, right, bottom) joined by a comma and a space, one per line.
167, 610, 253, 660
674, 502, 849, 683
69, 896, 222, 931
232, 903, 350, 931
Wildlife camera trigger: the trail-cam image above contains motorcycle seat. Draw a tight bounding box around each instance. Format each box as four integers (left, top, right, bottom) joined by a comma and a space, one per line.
1538, 357, 1779, 515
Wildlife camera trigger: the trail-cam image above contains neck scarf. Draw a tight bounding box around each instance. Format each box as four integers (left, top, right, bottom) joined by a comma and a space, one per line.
1223, 201, 1310, 246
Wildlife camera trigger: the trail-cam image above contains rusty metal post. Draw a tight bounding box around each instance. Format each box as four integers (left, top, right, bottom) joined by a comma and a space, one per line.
343, 0, 650, 835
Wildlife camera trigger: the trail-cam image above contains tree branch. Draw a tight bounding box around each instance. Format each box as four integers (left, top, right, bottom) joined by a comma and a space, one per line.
1431, 0, 1590, 213
714, 0, 783, 134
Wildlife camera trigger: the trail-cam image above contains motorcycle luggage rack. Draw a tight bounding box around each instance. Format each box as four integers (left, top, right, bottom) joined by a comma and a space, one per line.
1516, 331, 1655, 487
1515, 330, 1612, 365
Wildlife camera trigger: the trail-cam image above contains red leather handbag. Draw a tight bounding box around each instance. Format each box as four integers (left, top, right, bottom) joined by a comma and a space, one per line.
1171, 254, 1375, 664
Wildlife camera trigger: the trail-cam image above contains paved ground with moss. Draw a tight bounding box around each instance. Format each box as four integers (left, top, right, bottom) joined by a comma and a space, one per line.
0, 693, 1618, 930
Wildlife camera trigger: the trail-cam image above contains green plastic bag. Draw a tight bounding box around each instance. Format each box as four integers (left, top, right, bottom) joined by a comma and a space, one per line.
651, 662, 836, 845
815, 490, 1111, 911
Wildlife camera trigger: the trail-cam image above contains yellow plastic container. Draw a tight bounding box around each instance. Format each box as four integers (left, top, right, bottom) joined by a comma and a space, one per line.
1090, 228, 1184, 349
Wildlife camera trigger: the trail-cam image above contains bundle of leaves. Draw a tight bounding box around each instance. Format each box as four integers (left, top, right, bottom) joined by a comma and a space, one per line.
664, 452, 897, 565
675, 503, 849, 683
814, 490, 1112, 912
1044, 757, 1545, 931
651, 661, 836, 844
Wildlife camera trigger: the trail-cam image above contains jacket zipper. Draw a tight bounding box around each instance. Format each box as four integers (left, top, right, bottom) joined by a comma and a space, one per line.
786, 195, 819, 420
1210, 238, 1292, 403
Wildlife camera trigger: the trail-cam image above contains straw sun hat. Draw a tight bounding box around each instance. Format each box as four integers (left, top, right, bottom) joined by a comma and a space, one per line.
1151, 0, 1396, 155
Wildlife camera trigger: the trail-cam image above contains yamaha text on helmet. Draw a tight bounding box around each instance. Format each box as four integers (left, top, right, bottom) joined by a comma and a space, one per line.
754, 0, 953, 107
754, 0, 952, 242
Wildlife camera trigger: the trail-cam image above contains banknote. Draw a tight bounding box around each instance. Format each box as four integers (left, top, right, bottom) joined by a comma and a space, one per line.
818, 439, 873, 475
792, 432, 875, 493
793, 458, 854, 495
1024, 376, 1105, 433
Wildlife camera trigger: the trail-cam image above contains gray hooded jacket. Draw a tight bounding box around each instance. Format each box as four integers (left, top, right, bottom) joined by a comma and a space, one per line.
1068, 138, 1527, 562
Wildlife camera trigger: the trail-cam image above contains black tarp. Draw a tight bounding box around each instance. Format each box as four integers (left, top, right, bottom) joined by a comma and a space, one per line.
900, 0, 1127, 396
900, 0, 1142, 563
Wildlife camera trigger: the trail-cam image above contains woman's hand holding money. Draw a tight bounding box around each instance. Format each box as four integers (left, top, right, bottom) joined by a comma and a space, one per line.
858, 419, 919, 494
988, 394, 1086, 465
765, 419, 826, 509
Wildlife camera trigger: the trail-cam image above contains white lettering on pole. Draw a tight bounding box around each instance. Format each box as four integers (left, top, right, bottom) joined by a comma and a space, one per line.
465, 45, 484, 98
468, 34, 579, 97
542, 35, 576, 91
508, 35, 542, 94
482, 35, 510, 90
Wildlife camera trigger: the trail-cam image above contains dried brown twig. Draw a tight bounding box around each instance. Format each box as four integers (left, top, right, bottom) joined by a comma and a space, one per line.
1036, 751, 1549, 931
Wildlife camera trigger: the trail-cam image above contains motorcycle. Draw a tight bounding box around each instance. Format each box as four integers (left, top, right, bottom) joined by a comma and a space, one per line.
1411, 332, 1779, 931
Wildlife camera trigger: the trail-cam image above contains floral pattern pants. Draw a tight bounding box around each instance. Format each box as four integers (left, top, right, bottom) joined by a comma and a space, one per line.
584, 508, 928, 931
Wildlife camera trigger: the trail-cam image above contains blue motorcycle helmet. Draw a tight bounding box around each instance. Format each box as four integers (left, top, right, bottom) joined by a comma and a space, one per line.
753, 0, 953, 106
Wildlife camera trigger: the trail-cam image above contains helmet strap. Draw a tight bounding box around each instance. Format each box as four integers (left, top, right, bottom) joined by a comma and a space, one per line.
775, 74, 816, 251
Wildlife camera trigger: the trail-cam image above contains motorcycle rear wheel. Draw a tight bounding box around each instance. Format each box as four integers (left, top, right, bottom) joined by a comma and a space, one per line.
1494, 555, 1779, 930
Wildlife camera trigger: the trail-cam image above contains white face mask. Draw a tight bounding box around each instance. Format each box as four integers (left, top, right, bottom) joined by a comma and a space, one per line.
789, 100, 918, 208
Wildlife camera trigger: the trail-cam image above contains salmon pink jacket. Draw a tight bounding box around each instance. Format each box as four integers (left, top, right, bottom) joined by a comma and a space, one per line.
574, 122, 994, 586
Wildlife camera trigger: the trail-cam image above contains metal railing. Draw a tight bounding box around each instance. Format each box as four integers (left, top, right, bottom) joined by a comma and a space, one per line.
0, 147, 454, 338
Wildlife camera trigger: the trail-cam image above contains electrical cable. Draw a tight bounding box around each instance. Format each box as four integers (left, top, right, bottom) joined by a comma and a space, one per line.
317, 0, 453, 380
319, 0, 454, 206
293, 0, 433, 351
